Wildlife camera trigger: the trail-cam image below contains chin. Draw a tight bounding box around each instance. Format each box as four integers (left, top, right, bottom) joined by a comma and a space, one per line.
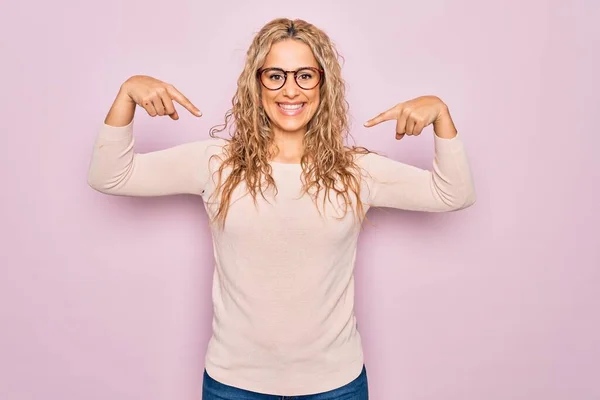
274, 121, 307, 134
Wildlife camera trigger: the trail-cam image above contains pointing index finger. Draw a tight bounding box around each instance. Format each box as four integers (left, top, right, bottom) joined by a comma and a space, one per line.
363, 106, 399, 127
167, 86, 202, 117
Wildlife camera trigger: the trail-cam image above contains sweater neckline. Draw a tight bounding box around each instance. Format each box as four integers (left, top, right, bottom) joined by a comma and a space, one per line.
269, 161, 303, 168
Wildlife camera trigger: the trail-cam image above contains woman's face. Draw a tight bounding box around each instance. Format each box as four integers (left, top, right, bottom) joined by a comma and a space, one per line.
259, 39, 321, 137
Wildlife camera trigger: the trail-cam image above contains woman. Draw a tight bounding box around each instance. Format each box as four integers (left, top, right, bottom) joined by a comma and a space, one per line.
88, 17, 475, 400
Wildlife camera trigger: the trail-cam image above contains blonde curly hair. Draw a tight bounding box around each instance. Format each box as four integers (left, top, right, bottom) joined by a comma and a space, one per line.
208, 17, 372, 229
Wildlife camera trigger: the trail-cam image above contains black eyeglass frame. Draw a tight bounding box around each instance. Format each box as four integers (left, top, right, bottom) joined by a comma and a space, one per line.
257, 67, 324, 91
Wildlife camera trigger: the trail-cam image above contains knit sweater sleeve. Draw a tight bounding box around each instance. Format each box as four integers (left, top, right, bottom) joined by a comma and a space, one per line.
87, 120, 225, 197
356, 133, 476, 212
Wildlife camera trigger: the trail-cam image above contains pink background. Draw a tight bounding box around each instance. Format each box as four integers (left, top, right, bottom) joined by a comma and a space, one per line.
1, 0, 599, 399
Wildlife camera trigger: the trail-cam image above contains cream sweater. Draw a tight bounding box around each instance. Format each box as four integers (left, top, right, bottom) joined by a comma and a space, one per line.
87, 120, 476, 396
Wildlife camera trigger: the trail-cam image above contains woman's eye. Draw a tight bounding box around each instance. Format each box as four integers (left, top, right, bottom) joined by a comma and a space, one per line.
269, 74, 284, 80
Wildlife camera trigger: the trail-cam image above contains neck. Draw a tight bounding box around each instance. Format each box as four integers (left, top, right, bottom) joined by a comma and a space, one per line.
270, 127, 305, 164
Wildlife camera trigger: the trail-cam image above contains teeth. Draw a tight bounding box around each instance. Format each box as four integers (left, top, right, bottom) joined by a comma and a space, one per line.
279, 103, 304, 110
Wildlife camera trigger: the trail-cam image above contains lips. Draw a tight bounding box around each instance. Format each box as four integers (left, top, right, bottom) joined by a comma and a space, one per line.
277, 102, 306, 116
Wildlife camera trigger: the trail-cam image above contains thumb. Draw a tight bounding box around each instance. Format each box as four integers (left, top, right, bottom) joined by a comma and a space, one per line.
169, 109, 180, 120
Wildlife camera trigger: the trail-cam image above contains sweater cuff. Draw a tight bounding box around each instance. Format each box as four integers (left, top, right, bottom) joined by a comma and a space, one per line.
97, 119, 134, 141
433, 131, 465, 154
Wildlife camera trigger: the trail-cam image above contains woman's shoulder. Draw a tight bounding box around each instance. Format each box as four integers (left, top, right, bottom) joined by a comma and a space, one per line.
345, 146, 382, 166
202, 136, 229, 150
183, 136, 229, 158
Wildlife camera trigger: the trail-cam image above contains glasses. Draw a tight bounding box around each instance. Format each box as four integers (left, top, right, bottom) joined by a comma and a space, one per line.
257, 67, 324, 90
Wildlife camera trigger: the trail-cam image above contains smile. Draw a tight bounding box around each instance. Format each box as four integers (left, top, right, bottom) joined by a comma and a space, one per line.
277, 102, 306, 116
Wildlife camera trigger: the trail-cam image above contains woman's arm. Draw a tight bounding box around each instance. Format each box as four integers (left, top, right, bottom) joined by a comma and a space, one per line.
87, 121, 224, 197
358, 132, 476, 211
87, 76, 222, 197
360, 96, 476, 211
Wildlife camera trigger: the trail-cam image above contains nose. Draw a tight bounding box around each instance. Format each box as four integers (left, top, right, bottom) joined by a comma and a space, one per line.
282, 72, 300, 97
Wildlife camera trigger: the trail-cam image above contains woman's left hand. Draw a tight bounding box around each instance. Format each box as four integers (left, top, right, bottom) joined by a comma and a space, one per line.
364, 95, 456, 140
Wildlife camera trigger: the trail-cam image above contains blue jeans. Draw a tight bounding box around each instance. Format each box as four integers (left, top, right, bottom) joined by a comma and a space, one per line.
202, 365, 369, 400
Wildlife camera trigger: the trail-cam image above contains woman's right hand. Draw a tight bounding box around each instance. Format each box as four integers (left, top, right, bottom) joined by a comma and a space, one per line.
121, 75, 202, 120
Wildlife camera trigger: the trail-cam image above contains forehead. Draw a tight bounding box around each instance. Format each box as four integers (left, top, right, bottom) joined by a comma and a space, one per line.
262, 39, 319, 69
